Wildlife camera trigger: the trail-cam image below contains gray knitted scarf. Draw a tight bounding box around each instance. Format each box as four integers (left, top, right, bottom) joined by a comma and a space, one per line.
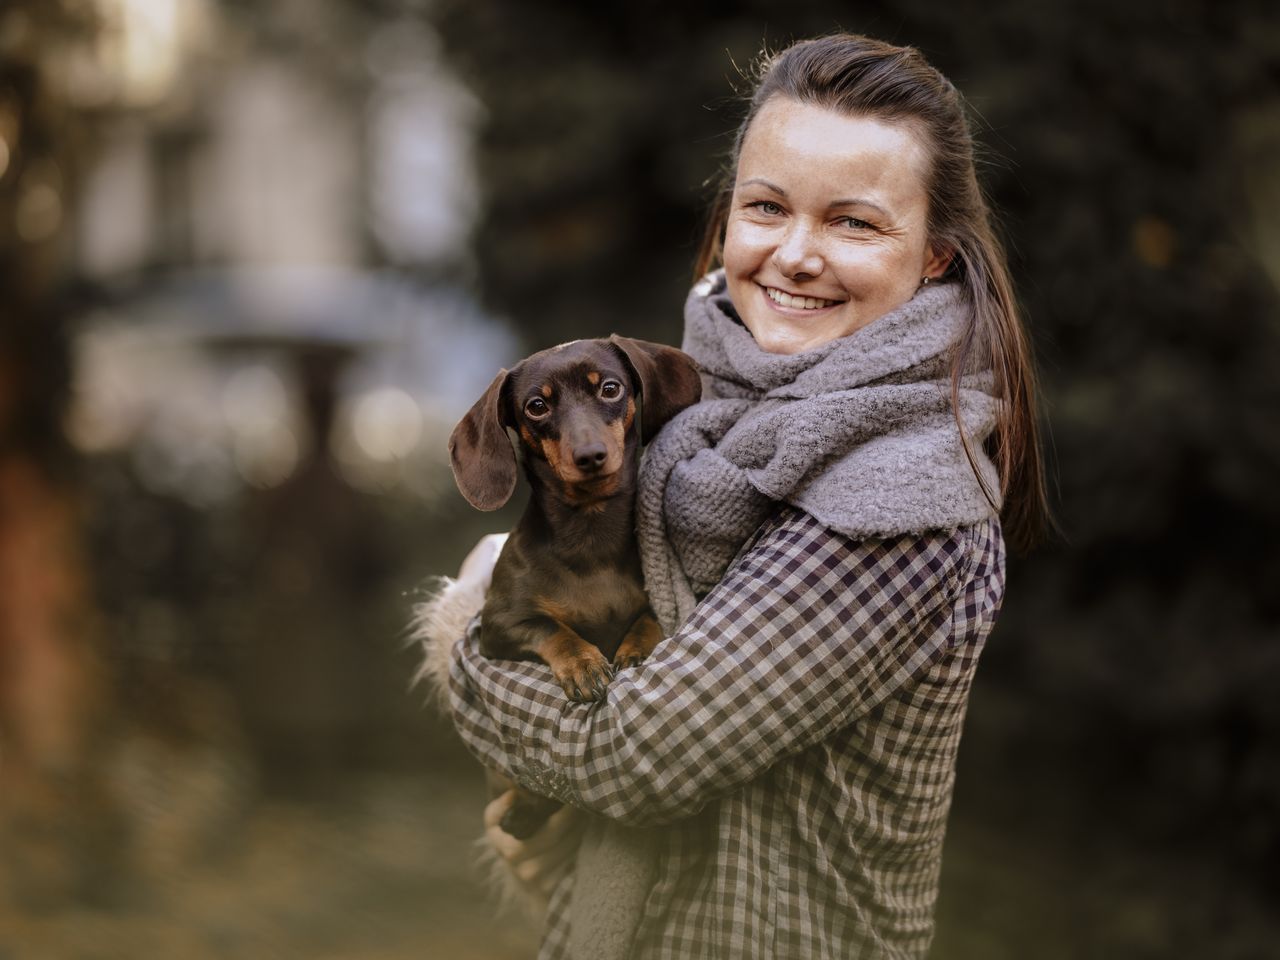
568, 272, 1001, 960
638, 271, 1001, 634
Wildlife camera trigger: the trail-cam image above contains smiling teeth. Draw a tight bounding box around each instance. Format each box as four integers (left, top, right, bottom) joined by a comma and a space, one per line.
766, 287, 839, 310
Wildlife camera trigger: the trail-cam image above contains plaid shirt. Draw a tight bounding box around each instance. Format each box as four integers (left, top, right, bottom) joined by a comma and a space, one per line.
448, 506, 1005, 959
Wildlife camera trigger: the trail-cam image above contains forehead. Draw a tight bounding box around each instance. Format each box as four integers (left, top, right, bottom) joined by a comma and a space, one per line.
736, 98, 930, 213
512, 340, 629, 393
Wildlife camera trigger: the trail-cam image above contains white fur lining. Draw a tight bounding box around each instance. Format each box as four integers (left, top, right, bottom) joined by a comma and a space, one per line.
409, 533, 508, 705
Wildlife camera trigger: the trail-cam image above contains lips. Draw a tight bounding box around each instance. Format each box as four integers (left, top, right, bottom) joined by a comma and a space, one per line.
763, 285, 843, 310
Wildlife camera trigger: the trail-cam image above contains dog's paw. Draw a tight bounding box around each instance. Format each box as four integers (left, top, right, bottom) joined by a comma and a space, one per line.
612, 611, 662, 673
611, 642, 648, 671
553, 648, 613, 702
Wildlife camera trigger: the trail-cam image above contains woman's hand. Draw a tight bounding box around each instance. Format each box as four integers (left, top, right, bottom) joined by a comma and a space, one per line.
484, 789, 585, 901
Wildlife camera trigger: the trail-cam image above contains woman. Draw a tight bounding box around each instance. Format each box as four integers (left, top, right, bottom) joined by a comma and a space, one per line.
445, 33, 1046, 960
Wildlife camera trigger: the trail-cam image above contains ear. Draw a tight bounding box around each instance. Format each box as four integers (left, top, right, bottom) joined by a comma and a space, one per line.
609, 336, 702, 441
448, 369, 517, 511
923, 240, 955, 282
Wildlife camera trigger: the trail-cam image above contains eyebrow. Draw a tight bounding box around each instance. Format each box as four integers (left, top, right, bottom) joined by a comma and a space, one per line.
829, 197, 891, 219
740, 177, 787, 195
739, 178, 891, 219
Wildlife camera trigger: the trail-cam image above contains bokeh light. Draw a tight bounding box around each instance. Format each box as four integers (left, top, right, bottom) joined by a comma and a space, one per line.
222, 364, 302, 489
351, 387, 423, 463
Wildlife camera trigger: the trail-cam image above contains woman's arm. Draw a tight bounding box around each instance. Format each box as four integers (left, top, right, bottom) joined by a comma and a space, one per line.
448, 507, 983, 827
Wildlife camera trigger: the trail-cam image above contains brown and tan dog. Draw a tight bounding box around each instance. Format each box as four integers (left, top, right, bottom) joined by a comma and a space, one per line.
449, 335, 700, 837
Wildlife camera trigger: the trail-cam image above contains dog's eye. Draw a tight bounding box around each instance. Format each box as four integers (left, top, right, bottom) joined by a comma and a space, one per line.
599, 379, 623, 400
524, 397, 551, 419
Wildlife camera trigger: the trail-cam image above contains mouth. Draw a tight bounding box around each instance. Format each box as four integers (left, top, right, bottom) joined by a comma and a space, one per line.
562, 466, 623, 505
760, 284, 844, 312
572, 466, 620, 484
558, 460, 623, 487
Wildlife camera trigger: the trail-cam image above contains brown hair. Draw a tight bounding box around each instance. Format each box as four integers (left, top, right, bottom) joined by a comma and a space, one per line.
695, 34, 1048, 550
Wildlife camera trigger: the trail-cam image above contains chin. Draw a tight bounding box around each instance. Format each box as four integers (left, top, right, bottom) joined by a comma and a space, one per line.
742, 317, 856, 356
750, 331, 809, 355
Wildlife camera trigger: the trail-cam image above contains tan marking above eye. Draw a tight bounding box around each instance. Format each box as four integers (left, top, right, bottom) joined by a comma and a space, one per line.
540, 384, 553, 398
587, 372, 600, 386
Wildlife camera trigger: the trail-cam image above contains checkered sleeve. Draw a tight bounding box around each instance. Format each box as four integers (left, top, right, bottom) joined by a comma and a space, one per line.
446, 508, 975, 826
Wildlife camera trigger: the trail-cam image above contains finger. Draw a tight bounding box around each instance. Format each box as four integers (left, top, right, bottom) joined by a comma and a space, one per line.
514, 848, 571, 888
535, 861, 572, 898
488, 807, 585, 872
514, 856, 569, 893
540, 803, 586, 841
488, 811, 562, 862
511, 804, 584, 858
483, 789, 517, 830
486, 820, 527, 862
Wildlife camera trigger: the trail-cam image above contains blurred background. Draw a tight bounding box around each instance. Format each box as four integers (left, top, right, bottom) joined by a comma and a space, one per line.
0, 0, 1277, 957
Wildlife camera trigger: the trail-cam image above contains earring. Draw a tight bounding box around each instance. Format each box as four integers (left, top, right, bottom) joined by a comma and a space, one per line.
921, 276, 931, 286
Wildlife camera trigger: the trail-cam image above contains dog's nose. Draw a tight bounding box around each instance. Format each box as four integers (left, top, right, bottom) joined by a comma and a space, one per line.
573, 443, 608, 472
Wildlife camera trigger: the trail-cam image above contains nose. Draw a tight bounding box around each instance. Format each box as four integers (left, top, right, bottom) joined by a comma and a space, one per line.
573, 442, 608, 473
773, 220, 823, 280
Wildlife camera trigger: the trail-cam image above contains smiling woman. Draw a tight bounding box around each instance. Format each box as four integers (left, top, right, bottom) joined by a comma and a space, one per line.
436, 33, 1049, 960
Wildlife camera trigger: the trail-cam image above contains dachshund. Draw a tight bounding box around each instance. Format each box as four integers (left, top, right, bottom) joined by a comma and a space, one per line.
448, 335, 701, 837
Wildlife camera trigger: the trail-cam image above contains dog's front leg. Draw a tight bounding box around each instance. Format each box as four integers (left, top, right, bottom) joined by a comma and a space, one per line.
612, 608, 664, 670
524, 620, 613, 702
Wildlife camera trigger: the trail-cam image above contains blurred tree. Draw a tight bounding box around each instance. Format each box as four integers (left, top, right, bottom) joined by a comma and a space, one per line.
0, 1, 118, 906
961, 2, 1280, 901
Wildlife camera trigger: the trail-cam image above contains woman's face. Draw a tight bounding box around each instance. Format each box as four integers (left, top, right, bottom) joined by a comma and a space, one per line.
723, 97, 950, 355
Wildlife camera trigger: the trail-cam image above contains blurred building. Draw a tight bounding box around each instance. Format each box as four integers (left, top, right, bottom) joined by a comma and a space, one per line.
56, 0, 532, 775
66, 0, 516, 506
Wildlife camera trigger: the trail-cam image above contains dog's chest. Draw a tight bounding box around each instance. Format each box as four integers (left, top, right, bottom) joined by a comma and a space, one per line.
555, 566, 648, 630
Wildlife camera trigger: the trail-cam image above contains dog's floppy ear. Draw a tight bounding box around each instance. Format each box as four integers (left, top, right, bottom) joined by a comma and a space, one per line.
449, 369, 517, 511
609, 335, 702, 441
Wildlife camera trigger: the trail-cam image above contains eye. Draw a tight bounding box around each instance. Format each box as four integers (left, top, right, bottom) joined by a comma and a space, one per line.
839, 216, 872, 230
599, 379, 623, 400
748, 200, 784, 216
524, 396, 551, 419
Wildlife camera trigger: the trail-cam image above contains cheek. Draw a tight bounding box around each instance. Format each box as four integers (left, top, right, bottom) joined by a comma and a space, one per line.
830, 246, 917, 295
722, 220, 765, 272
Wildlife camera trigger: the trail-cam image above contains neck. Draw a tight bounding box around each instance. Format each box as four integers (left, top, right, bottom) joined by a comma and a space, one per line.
521, 447, 639, 566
